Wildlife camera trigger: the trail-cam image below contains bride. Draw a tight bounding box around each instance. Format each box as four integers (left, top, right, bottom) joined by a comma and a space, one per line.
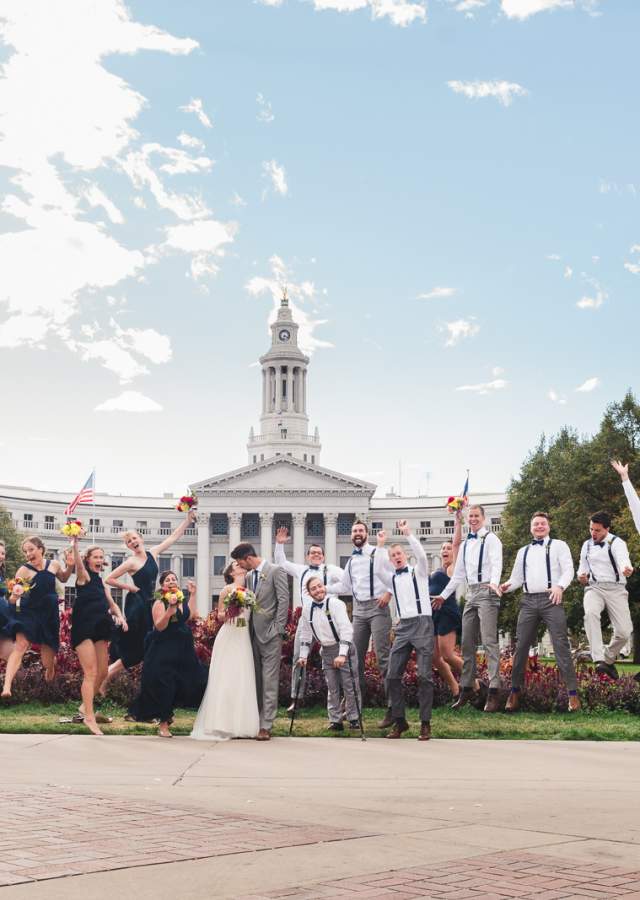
191, 561, 260, 741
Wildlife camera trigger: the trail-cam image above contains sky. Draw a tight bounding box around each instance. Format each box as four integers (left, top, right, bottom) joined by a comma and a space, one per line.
0, 0, 638, 501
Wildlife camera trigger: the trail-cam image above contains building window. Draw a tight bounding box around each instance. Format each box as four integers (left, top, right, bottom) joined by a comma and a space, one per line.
213, 555, 226, 576
260, 454, 264, 461
136, 520, 149, 534
339, 556, 351, 569
111, 554, 124, 570
281, 428, 288, 439
420, 521, 431, 529
111, 588, 124, 610
44, 515, 55, 531
158, 555, 172, 574
160, 520, 172, 530
306, 514, 323, 538
337, 514, 355, 536
311, 455, 315, 464
182, 556, 195, 578
64, 586, 76, 610
211, 514, 228, 535
371, 521, 383, 531
112, 519, 124, 533
303, 454, 307, 462
23, 513, 33, 524
253, 455, 257, 464
241, 513, 260, 539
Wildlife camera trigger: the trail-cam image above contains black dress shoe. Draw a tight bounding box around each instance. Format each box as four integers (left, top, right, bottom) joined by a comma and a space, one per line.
348, 719, 360, 729
328, 721, 344, 732
595, 662, 619, 680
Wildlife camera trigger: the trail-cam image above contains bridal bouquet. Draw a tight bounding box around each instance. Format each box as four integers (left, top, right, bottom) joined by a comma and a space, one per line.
155, 587, 185, 623
176, 492, 197, 513
7, 576, 32, 612
446, 496, 466, 513
61, 519, 85, 538
223, 587, 258, 628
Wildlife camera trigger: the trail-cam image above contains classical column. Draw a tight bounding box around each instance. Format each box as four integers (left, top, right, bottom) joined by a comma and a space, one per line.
324, 512, 338, 566
261, 368, 267, 415
291, 512, 306, 607
260, 511, 274, 560
171, 553, 181, 578
228, 512, 241, 555
196, 512, 211, 617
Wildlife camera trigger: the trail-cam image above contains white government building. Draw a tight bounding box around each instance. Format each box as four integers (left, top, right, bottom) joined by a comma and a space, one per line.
0, 295, 506, 616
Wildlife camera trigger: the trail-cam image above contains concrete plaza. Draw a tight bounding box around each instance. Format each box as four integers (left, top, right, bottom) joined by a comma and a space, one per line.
0, 733, 639, 898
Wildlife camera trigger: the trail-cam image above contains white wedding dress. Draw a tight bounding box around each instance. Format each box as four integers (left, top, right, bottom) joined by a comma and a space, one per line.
191, 610, 260, 741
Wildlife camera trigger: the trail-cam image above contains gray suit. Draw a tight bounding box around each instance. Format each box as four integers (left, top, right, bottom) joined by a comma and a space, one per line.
248, 561, 290, 731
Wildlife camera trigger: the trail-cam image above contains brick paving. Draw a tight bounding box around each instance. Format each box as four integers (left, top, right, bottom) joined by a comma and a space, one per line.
249, 851, 640, 900
0, 788, 371, 887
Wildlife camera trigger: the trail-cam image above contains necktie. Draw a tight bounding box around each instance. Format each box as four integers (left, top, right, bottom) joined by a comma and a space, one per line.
352, 548, 363, 555
467, 533, 478, 540
253, 571, 258, 591
396, 566, 409, 574
593, 541, 605, 548
531, 539, 544, 546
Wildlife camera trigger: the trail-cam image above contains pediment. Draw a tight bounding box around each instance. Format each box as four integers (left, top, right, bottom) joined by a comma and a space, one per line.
191, 457, 375, 496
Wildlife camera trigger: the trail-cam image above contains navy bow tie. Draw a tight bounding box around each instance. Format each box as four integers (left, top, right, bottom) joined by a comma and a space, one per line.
593, 541, 606, 548
308, 565, 320, 570
531, 539, 545, 546
467, 533, 478, 539
395, 566, 409, 575
352, 548, 363, 555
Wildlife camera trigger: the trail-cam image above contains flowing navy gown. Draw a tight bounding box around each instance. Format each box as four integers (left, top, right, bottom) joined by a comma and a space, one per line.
429, 567, 462, 637
5, 561, 60, 650
128, 595, 208, 723
71, 570, 115, 649
109, 552, 158, 669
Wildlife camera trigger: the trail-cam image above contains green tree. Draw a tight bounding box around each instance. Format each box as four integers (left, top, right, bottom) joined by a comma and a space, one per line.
0, 504, 23, 579
499, 391, 640, 660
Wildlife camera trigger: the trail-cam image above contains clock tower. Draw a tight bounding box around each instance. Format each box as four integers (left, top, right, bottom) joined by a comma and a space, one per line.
247, 290, 322, 465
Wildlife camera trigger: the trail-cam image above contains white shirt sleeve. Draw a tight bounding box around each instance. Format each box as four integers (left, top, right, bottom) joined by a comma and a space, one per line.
612, 537, 632, 573
273, 542, 304, 578
440, 545, 466, 600
327, 568, 351, 596
577, 541, 589, 578
330, 598, 353, 656
373, 548, 394, 591
487, 534, 503, 585
556, 541, 574, 590
505, 547, 525, 592
407, 534, 428, 578
623, 480, 640, 535
298, 611, 313, 659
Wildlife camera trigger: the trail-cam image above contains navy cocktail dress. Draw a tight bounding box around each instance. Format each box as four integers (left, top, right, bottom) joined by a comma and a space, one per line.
429, 567, 462, 637
6, 561, 60, 650
109, 551, 158, 669
71, 570, 115, 649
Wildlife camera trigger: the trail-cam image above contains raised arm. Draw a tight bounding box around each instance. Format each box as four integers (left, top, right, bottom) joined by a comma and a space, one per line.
451, 509, 463, 565
53, 548, 75, 584
149, 508, 196, 558
186, 579, 199, 620
404, 529, 428, 578
71, 536, 89, 587
374, 531, 394, 591
612, 460, 640, 535
273, 566, 290, 635
439, 545, 466, 601
274, 530, 305, 577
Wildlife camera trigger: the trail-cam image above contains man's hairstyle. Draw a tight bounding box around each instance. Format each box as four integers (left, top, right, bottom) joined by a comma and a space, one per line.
230, 542, 257, 561
590, 511, 612, 529
389, 543, 405, 553
352, 519, 369, 534
306, 575, 323, 590
531, 511, 550, 522
307, 543, 324, 555
468, 504, 485, 516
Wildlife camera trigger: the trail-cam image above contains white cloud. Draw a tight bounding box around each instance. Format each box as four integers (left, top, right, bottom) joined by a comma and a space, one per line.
447, 80, 528, 107
0, 314, 50, 348
564, 266, 573, 279
546, 253, 562, 260
576, 377, 600, 393
71, 319, 172, 383
548, 389, 568, 405
624, 263, 640, 275
501, 0, 574, 19
163, 219, 238, 280
95, 391, 163, 412
120, 144, 213, 220
177, 132, 205, 151
453, 0, 489, 12
231, 192, 247, 207
262, 159, 289, 197
492, 366, 504, 376
179, 97, 213, 128
262, 0, 426, 26
441, 318, 480, 347
256, 92, 275, 123
256, 0, 284, 5
417, 286, 457, 300
246, 255, 333, 355
456, 378, 507, 395
83, 184, 124, 224
576, 278, 606, 309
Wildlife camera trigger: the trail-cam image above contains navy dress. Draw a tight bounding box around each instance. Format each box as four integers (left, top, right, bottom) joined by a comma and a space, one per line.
0, 566, 12, 639
71, 570, 115, 649
128, 595, 208, 723
6, 561, 60, 650
109, 552, 158, 669
429, 567, 462, 637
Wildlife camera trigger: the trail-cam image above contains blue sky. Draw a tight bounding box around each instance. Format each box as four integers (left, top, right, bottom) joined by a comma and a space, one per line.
0, 0, 638, 500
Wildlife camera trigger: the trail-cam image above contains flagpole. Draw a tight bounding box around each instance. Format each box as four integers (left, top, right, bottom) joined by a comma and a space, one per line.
91, 467, 96, 538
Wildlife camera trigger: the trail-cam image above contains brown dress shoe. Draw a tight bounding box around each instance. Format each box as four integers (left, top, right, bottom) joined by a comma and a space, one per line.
568, 694, 581, 712
418, 722, 431, 741
386, 719, 409, 739
451, 688, 475, 710
483, 692, 501, 713
378, 708, 394, 729
505, 692, 520, 713
256, 728, 271, 741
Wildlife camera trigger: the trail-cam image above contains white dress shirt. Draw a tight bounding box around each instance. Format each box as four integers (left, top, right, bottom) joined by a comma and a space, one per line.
329, 544, 393, 603
299, 595, 353, 658
623, 480, 640, 535
273, 543, 344, 602
578, 534, 631, 585
506, 537, 574, 594
374, 534, 432, 619
440, 527, 503, 600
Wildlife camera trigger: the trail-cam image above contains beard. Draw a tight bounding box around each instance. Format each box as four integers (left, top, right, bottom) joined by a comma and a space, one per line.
352, 534, 366, 547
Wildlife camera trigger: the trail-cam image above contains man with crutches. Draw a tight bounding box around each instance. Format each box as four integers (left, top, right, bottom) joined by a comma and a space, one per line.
296, 576, 363, 734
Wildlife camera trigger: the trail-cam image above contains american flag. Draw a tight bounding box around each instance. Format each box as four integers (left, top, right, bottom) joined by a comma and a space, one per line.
461, 473, 469, 506
64, 471, 95, 516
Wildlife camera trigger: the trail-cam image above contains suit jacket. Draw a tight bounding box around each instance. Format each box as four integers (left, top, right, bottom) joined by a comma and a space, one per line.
250, 561, 290, 645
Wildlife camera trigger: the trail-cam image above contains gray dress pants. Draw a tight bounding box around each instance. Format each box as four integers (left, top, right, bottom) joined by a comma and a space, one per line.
386, 615, 434, 723
352, 598, 392, 700
461, 584, 501, 690
321, 643, 360, 723
290, 620, 306, 699
252, 635, 283, 731
511, 592, 577, 691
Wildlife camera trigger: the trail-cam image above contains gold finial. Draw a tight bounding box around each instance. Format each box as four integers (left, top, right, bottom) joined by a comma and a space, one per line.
281, 285, 289, 306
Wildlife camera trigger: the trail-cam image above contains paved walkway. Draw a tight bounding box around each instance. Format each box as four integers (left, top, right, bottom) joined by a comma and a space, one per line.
0, 734, 639, 898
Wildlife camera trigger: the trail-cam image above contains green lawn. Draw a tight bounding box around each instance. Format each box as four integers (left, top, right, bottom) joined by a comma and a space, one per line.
1, 702, 639, 740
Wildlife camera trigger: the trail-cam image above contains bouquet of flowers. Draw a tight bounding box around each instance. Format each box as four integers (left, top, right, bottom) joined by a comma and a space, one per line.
155, 587, 185, 623
61, 519, 85, 538
446, 496, 466, 513
223, 587, 258, 628
176, 492, 197, 513
7, 576, 32, 612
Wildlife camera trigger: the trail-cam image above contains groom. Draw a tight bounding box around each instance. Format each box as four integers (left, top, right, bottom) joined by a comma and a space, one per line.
230, 542, 290, 741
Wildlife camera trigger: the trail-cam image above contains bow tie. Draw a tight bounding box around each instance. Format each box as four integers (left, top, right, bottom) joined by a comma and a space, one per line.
352, 548, 363, 555
467, 533, 478, 539
531, 539, 545, 546
308, 565, 320, 570
395, 566, 409, 575
593, 541, 606, 548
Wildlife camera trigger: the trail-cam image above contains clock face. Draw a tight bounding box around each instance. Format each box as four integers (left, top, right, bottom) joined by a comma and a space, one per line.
278, 328, 291, 342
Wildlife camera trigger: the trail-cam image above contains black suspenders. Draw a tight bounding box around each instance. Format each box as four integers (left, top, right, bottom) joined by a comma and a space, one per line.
391, 568, 422, 618
587, 536, 620, 583
347, 549, 376, 601
310, 598, 340, 644
523, 539, 553, 593
463, 533, 489, 582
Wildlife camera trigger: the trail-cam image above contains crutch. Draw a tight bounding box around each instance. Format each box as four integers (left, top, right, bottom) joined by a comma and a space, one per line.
347, 649, 366, 742
289, 663, 304, 736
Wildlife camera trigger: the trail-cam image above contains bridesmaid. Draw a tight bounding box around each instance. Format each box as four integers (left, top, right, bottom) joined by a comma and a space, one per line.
0, 540, 15, 662
102, 508, 197, 691
1, 537, 73, 698
429, 510, 466, 702
127, 571, 207, 738
70, 536, 127, 735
